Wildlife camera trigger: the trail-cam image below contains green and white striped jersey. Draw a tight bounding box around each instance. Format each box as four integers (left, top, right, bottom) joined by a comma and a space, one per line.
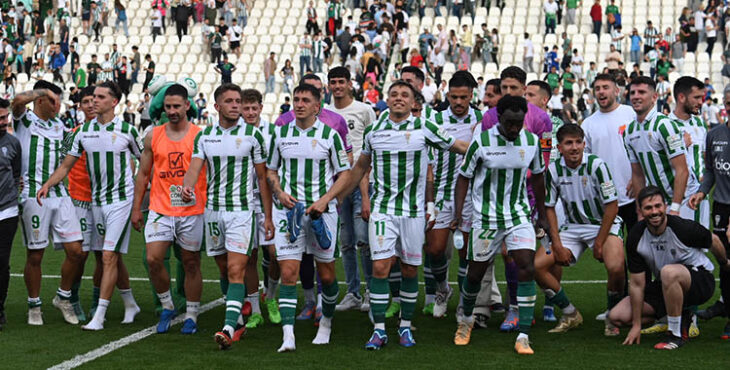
432, 107, 482, 202
549, 114, 565, 162
668, 112, 706, 181
546, 153, 618, 226
267, 119, 349, 209
622, 109, 700, 201
460, 126, 545, 230
193, 122, 267, 212
68, 116, 142, 206
248, 118, 277, 213
13, 110, 69, 199
362, 114, 455, 217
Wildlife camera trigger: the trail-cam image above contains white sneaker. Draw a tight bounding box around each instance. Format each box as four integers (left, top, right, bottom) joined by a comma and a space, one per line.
360, 290, 370, 312
433, 285, 453, 318
335, 292, 361, 311
53, 296, 79, 325
28, 307, 43, 326
595, 310, 608, 321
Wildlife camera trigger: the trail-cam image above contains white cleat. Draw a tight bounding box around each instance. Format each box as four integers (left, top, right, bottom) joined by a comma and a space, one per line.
360, 290, 370, 312
27, 307, 43, 326
53, 296, 79, 325
312, 317, 332, 344
595, 310, 608, 321
433, 285, 453, 318
81, 320, 105, 331
121, 305, 141, 324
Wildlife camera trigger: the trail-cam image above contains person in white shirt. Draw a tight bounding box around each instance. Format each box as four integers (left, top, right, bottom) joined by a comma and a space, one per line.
429, 47, 446, 86
656, 74, 671, 112
548, 87, 564, 116
523, 33, 535, 73
571, 49, 584, 76
695, 9, 706, 42
421, 77, 438, 105
582, 73, 638, 235
227, 18, 243, 58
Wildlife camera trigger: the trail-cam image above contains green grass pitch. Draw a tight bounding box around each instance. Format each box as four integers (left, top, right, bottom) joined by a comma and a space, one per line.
1, 228, 728, 369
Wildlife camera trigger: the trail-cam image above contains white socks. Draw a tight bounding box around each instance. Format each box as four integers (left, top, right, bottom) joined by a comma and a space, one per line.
120, 289, 140, 324
186, 301, 200, 322
83, 298, 109, 330
247, 292, 261, 314
312, 316, 332, 344
667, 315, 681, 337
157, 290, 174, 311
278, 324, 296, 352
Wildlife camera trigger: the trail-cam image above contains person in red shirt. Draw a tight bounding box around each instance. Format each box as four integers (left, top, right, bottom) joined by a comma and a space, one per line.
590, 0, 602, 35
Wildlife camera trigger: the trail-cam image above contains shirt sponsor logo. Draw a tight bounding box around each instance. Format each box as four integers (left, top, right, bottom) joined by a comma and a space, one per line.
484, 151, 508, 157
601, 181, 616, 198
84, 134, 101, 139
280, 141, 300, 147
667, 134, 683, 151
168, 152, 184, 169
372, 133, 391, 139
715, 159, 730, 173
1, 147, 7, 156
204, 139, 222, 143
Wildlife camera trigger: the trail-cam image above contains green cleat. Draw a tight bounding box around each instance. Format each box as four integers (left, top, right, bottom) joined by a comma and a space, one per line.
266, 299, 282, 324
246, 313, 264, 329
385, 301, 401, 319
72, 301, 86, 322
422, 302, 434, 316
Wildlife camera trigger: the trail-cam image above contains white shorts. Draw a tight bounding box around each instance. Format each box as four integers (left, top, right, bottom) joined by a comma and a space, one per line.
680, 198, 710, 229
91, 199, 133, 254
20, 196, 82, 250
274, 206, 340, 263
433, 197, 474, 232
145, 210, 204, 252
467, 223, 536, 262
559, 219, 623, 266
369, 213, 425, 266
204, 209, 256, 257
255, 211, 274, 247
74, 201, 95, 252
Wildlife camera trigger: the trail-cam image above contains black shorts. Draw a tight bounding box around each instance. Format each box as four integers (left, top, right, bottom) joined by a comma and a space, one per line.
712, 201, 730, 248
563, 89, 573, 99
618, 202, 638, 233
82, 10, 90, 21
230, 41, 240, 49
644, 266, 715, 318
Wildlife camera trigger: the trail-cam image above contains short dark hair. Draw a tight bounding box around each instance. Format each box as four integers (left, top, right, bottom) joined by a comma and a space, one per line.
388, 80, 419, 98
97, 81, 122, 100
33, 80, 63, 96
400, 66, 425, 82
327, 66, 351, 81
486, 78, 501, 94
496, 95, 528, 116
527, 80, 552, 98
301, 73, 321, 84
629, 76, 657, 92
79, 86, 96, 100
0, 98, 9, 109
500, 66, 527, 85
449, 70, 478, 89
556, 123, 584, 143
293, 83, 321, 101
164, 84, 189, 100
214, 83, 242, 102
637, 185, 665, 207
240, 88, 263, 104
673, 76, 704, 100
592, 73, 616, 88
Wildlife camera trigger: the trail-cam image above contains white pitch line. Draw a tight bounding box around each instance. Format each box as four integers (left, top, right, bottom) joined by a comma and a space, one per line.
48, 298, 224, 370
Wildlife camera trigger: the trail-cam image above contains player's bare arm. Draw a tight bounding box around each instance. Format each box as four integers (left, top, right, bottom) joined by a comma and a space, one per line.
254, 162, 275, 241
594, 200, 619, 261
181, 157, 205, 203
623, 271, 647, 345
630, 163, 646, 203
307, 169, 351, 218
668, 155, 689, 215
37, 153, 79, 206
11, 88, 52, 117
358, 169, 371, 221
530, 171, 549, 231
450, 174, 469, 230
342, 153, 371, 197
448, 139, 469, 155
546, 206, 571, 265
266, 168, 296, 209
131, 132, 154, 231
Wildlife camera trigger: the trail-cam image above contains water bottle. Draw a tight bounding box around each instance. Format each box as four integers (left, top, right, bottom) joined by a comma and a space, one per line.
453, 232, 464, 250
537, 228, 551, 255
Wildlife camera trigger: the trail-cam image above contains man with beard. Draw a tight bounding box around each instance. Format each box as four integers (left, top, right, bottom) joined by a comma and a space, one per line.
609, 186, 729, 350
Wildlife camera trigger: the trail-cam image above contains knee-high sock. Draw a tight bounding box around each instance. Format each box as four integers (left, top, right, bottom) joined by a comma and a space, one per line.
607, 290, 622, 311
389, 263, 401, 302
278, 284, 298, 326
369, 277, 389, 326
224, 283, 246, 328
399, 276, 418, 323
457, 258, 467, 293
423, 254, 436, 296
220, 277, 229, 297
517, 281, 537, 335
461, 276, 481, 317
505, 260, 518, 306
70, 280, 81, 304
430, 252, 449, 290
321, 279, 339, 318
262, 247, 270, 291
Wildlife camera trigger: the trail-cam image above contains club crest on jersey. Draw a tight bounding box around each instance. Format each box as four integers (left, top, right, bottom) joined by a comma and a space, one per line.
404, 132, 411, 144
311, 139, 318, 149
111, 133, 118, 144
33, 229, 40, 240
582, 176, 588, 187
211, 235, 219, 245
236, 137, 242, 149
377, 235, 384, 246
1, 147, 6, 156
519, 149, 525, 160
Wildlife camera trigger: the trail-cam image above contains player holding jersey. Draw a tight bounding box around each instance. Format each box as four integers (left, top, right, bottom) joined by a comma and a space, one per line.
534, 124, 626, 336
623, 76, 699, 220
346, 81, 468, 350
453, 95, 548, 355
426, 71, 482, 318
132, 84, 206, 335
39, 81, 142, 330
668, 77, 710, 227
266, 83, 351, 352
182, 83, 273, 349
239, 88, 281, 328
12, 81, 85, 326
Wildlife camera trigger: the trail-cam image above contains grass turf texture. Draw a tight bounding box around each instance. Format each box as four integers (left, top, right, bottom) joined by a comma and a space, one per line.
1, 229, 728, 369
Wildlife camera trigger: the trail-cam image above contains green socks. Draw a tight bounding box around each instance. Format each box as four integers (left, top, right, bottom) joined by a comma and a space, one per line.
461, 275, 481, 317
321, 279, 339, 319
278, 284, 298, 326
517, 281, 537, 335
389, 264, 401, 302
369, 277, 390, 325
399, 276, 418, 323
224, 283, 246, 328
